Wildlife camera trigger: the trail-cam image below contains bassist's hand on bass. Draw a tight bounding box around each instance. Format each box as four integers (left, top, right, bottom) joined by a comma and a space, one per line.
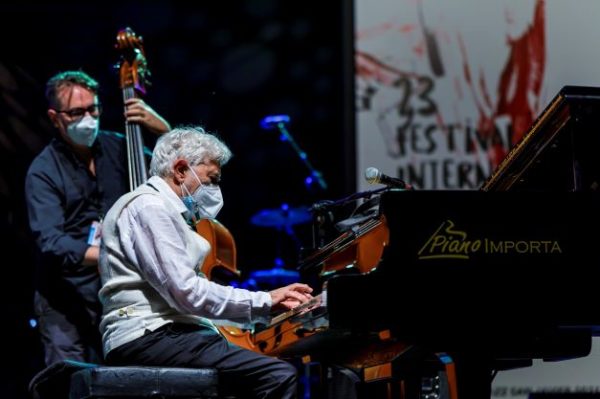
124, 97, 170, 135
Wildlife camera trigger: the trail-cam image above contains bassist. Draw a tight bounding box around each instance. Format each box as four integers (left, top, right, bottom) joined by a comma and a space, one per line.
25, 69, 169, 366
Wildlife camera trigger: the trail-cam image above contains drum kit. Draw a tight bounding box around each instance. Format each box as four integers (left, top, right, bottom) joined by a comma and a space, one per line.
246, 203, 312, 287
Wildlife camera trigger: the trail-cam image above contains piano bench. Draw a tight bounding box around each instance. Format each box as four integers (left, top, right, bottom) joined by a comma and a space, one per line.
29, 360, 220, 399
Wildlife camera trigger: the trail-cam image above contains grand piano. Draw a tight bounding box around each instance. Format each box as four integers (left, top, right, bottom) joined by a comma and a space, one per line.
272, 86, 600, 398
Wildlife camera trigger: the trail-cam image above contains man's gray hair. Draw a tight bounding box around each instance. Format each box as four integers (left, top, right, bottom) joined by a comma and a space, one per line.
149, 126, 232, 177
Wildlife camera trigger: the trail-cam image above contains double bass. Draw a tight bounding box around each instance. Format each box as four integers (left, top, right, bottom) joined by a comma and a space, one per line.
116, 28, 251, 345
115, 28, 243, 303
196, 218, 240, 282
115, 27, 150, 190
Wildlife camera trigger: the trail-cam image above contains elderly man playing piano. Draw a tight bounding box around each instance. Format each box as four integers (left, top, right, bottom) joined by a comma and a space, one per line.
98, 126, 314, 399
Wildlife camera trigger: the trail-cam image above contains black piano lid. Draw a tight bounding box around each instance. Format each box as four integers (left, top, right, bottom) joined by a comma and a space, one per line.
481, 85, 600, 192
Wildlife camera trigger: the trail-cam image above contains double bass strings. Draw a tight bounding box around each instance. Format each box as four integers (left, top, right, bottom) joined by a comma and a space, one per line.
123, 86, 148, 190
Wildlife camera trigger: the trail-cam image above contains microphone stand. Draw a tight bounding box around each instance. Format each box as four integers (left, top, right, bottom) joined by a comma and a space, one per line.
264, 117, 327, 191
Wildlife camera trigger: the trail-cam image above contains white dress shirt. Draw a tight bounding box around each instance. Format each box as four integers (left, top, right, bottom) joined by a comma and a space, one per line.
99, 176, 272, 354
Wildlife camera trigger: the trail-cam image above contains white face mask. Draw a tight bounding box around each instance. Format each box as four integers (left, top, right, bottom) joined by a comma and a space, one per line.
66, 114, 99, 147
181, 166, 224, 222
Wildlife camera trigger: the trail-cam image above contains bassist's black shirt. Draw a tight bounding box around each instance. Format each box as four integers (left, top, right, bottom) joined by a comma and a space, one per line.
25, 131, 128, 296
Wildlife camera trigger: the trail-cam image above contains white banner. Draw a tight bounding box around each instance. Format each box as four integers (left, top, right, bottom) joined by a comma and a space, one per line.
356, 0, 600, 190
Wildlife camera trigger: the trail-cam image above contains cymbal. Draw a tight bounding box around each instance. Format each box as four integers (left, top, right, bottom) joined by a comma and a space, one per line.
250, 205, 311, 227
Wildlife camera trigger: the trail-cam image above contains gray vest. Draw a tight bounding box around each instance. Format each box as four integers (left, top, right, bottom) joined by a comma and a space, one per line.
98, 184, 217, 356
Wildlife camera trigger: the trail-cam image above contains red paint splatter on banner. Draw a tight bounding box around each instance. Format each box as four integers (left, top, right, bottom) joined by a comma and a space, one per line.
457, 29, 500, 164
496, 0, 546, 144
413, 42, 425, 57
458, 34, 473, 87
458, 0, 546, 168
458, 33, 494, 139
356, 19, 411, 41
479, 68, 493, 111
399, 24, 416, 34
356, 50, 421, 84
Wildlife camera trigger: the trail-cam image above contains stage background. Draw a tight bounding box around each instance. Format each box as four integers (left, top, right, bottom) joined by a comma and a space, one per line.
3, 0, 600, 397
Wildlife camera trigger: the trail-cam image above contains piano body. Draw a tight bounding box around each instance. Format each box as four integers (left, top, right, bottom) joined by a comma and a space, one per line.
276, 86, 600, 398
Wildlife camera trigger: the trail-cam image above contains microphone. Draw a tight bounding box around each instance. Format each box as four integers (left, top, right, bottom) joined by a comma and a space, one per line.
260, 114, 290, 130
364, 167, 413, 190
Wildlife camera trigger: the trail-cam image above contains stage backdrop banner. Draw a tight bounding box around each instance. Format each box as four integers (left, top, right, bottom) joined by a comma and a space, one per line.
355, 0, 600, 191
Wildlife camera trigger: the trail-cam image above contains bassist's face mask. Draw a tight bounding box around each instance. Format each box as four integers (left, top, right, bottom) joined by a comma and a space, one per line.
181, 166, 224, 223
66, 114, 99, 147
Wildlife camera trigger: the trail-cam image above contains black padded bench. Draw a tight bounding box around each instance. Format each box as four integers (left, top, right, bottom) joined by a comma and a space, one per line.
29, 360, 219, 398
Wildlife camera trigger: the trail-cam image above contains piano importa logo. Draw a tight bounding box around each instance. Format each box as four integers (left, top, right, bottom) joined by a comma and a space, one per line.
417, 220, 562, 260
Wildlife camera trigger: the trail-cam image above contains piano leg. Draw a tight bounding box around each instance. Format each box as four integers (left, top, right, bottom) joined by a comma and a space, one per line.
450, 354, 493, 399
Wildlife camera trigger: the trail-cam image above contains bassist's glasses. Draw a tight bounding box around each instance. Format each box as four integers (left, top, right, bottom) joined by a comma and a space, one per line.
55, 103, 102, 119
